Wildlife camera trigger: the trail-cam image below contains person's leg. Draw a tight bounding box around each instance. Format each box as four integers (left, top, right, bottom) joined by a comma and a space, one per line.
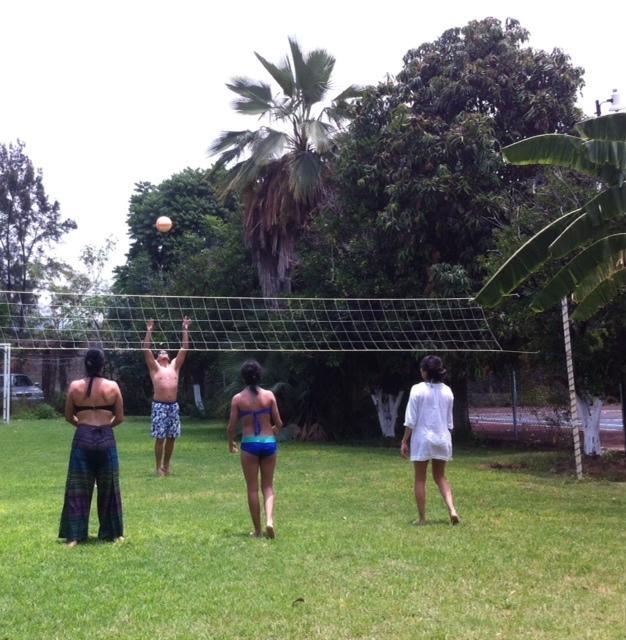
161, 404, 181, 475
413, 461, 428, 524
162, 438, 175, 475
59, 443, 95, 544
240, 451, 262, 535
154, 438, 165, 475
260, 452, 277, 537
95, 440, 124, 541
431, 459, 459, 523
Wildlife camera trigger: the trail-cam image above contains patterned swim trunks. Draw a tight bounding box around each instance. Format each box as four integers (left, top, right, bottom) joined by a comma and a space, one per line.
151, 401, 181, 439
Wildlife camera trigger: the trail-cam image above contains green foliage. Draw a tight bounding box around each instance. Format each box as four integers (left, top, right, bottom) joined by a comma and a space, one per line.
11, 401, 58, 419
0, 140, 76, 292
299, 18, 584, 300
477, 112, 626, 321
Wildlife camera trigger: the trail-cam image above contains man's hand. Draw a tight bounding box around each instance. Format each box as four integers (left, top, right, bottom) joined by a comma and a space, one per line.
182, 316, 191, 330
146, 319, 154, 332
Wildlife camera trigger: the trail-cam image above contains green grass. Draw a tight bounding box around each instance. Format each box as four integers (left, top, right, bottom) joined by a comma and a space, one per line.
1, 418, 625, 640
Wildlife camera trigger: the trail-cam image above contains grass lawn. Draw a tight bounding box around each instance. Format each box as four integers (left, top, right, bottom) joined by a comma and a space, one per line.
1, 418, 625, 640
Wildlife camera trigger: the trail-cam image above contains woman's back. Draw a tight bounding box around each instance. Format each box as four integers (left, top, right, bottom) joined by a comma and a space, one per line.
409, 381, 453, 433
235, 387, 276, 437
69, 377, 120, 426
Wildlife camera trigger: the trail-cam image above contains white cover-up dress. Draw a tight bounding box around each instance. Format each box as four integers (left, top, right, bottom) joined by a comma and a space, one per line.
404, 381, 454, 462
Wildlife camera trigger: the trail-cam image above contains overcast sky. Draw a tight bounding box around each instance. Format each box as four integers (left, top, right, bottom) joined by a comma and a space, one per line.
1, 0, 623, 282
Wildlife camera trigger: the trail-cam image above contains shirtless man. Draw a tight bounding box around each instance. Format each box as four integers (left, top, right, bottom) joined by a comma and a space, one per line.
143, 317, 190, 476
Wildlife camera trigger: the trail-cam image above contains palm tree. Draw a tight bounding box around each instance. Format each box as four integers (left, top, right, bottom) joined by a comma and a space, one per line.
209, 38, 361, 297
476, 112, 626, 321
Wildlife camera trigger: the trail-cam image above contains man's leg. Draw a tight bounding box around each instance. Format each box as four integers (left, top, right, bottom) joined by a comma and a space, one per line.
162, 438, 175, 475
154, 438, 165, 475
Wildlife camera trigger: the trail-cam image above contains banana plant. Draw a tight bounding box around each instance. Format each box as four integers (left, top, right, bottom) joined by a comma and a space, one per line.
476, 112, 626, 320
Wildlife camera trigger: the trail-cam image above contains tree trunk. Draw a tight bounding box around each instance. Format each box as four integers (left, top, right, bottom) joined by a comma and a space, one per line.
371, 389, 404, 438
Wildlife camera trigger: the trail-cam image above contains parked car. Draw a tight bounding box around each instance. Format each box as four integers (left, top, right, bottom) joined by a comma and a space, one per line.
0, 373, 45, 403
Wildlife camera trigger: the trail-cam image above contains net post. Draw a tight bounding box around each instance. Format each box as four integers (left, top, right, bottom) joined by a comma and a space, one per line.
560, 297, 583, 479
1, 343, 11, 423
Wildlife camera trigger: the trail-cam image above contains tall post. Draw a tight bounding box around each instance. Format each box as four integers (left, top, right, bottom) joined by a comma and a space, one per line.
560, 297, 583, 479
2, 343, 11, 423
511, 368, 518, 442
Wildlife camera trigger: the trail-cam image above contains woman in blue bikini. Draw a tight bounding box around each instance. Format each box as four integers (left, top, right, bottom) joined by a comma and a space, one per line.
227, 360, 283, 538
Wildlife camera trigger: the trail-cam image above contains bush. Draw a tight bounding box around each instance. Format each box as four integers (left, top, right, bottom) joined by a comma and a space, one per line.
13, 402, 59, 420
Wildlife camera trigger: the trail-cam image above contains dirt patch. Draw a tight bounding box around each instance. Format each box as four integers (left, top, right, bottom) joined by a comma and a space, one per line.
480, 462, 530, 471
551, 453, 626, 482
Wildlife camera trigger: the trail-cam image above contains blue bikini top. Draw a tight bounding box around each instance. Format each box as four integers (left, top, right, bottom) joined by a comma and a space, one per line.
239, 406, 272, 436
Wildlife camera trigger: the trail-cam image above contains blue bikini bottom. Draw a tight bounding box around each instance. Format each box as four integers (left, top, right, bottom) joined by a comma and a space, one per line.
241, 436, 277, 459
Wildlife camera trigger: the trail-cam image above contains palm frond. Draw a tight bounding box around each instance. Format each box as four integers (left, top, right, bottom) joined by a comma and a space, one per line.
303, 119, 335, 153
531, 234, 626, 311
475, 209, 581, 307
250, 129, 289, 165
226, 77, 274, 116
288, 37, 335, 106
226, 77, 273, 103
226, 158, 263, 194
254, 53, 295, 97
208, 130, 256, 156
288, 151, 324, 203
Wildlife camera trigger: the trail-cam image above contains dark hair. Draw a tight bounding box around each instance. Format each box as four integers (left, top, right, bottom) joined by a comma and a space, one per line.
420, 355, 446, 383
241, 359, 262, 395
84, 348, 106, 397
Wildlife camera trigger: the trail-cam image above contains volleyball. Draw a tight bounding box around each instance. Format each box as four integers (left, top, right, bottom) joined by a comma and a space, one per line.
155, 216, 172, 233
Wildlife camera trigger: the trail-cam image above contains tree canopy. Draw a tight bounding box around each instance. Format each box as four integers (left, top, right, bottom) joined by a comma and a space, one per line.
0, 140, 76, 293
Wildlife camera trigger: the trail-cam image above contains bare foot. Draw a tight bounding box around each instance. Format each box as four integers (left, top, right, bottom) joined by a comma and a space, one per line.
412, 519, 427, 527
157, 467, 166, 477
249, 531, 262, 538
162, 466, 171, 476
266, 524, 276, 539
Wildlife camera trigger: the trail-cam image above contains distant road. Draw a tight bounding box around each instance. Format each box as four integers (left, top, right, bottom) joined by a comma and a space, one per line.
470, 406, 623, 431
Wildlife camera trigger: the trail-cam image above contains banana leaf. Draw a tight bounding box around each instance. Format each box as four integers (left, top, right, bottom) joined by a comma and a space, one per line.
475, 209, 580, 307
571, 268, 626, 321
549, 184, 626, 258
575, 112, 626, 141
503, 135, 622, 184
531, 234, 626, 311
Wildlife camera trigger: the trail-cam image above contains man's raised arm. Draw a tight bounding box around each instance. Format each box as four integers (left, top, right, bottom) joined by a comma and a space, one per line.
143, 320, 158, 370
174, 317, 191, 370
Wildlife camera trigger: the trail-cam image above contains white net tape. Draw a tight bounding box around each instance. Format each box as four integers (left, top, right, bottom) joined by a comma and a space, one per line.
0, 290, 503, 352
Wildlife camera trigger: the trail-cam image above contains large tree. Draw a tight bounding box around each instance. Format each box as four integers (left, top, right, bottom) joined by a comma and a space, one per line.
0, 141, 76, 294
210, 37, 360, 297
296, 18, 585, 437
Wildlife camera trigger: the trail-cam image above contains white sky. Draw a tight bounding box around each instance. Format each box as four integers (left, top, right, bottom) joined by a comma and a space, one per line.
1, 0, 623, 281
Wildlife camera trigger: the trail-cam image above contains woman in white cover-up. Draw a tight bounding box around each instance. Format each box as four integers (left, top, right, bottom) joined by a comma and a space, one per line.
400, 355, 460, 525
